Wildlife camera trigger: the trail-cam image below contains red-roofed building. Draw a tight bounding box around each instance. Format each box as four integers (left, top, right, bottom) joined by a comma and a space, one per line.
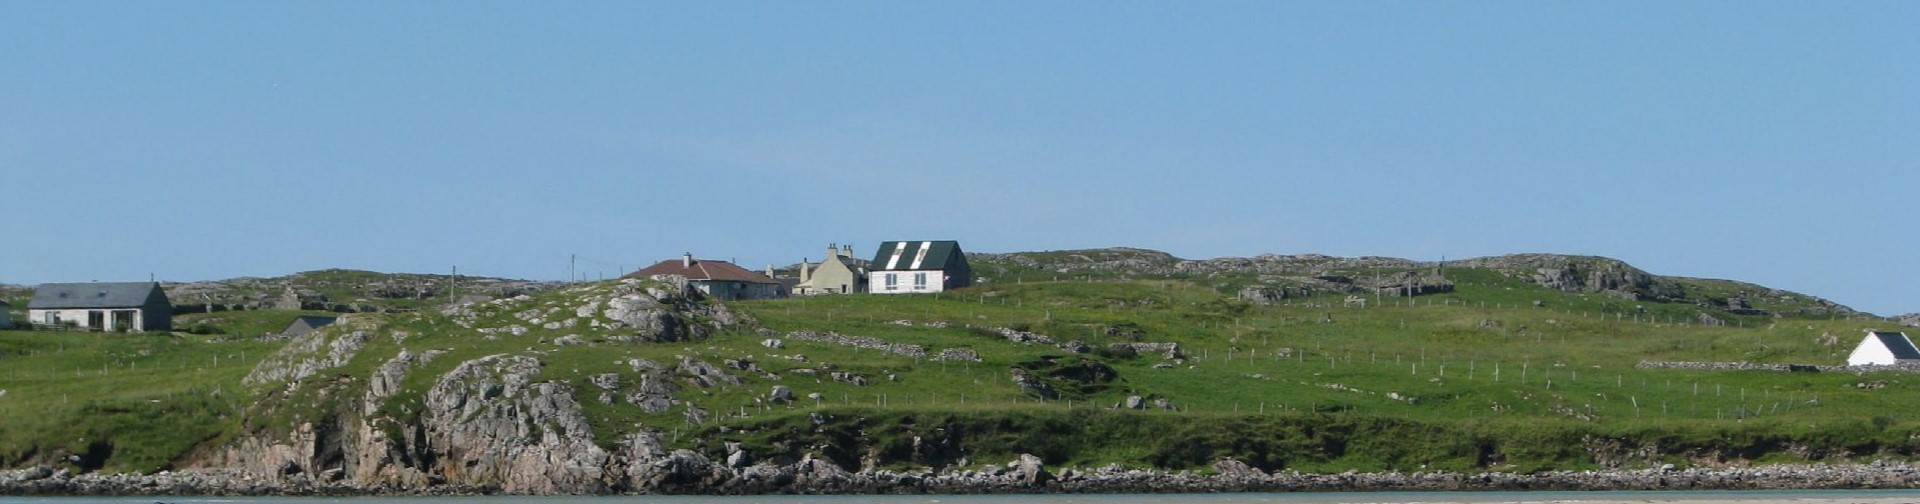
625, 253, 784, 301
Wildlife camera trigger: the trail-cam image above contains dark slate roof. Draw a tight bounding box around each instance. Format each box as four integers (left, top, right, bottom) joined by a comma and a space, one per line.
288, 316, 339, 332
625, 258, 779, 284
1871, 331, 1920, 360
870, 241, 964, 272
29, 282, 167, 309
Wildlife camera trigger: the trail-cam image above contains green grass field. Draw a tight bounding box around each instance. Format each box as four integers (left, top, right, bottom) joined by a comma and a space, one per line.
0, 269, 1913, 474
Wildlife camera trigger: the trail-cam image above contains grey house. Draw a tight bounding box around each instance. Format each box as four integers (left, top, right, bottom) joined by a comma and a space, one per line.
28, 282, 173, 332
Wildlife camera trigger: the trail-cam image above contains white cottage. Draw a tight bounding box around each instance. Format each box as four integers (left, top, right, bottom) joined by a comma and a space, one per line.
28, 282, 173, 332
867, 240, 972, 294
1846, 330, 1920, 366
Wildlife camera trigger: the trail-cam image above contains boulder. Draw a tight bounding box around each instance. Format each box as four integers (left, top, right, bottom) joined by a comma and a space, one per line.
1008, 453, 1052, 486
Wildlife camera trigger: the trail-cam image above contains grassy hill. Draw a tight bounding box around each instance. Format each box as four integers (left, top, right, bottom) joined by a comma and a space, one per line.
1, 250, 1914, 477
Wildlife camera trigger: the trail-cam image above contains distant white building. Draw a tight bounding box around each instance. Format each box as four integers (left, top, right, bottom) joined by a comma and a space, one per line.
1847, 330, 1920, 366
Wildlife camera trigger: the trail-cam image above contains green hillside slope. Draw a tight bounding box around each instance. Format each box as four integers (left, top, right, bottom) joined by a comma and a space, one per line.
0, 251, 1912, 477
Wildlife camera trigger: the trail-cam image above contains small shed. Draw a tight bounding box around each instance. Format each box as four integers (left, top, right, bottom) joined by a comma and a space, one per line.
1847, 330, 1920, 366
282, 316, 339, 337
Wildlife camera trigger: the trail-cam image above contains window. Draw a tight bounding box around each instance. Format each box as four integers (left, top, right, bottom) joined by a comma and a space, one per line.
884, 273, 899, 291
913, 272, 928, 289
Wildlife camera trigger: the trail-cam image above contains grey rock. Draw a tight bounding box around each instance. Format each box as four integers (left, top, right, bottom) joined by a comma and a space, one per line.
1008, 453, 1052, 486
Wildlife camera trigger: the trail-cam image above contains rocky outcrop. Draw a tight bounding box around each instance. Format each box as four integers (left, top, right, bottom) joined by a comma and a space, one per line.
785, 330, 927, 358
164, 270, 558, 315
243, 322, 374, 386
415, 354, 610, 494
1901, 313, 1920, 328
1485, 255, 1685, 301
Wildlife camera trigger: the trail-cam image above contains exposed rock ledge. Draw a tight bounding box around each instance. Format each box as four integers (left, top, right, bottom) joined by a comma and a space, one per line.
8, 459, 1920, 496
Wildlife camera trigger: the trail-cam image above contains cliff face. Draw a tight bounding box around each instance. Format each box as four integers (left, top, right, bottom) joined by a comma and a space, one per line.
203, 277, 755, 493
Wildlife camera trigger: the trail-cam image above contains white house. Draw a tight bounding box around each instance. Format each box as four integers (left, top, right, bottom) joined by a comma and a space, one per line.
867, 240, 972, 294
1846, 330, 1920, 366
28, 282, 173, 332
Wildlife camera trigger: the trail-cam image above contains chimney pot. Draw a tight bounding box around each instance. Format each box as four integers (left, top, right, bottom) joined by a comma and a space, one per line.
683, 252, 693, 268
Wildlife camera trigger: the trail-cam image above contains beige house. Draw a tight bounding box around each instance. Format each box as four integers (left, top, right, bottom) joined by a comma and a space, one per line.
795, 243, 868, 295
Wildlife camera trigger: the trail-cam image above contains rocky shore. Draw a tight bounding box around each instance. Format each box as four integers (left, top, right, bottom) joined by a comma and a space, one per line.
8, 458, 1920, 496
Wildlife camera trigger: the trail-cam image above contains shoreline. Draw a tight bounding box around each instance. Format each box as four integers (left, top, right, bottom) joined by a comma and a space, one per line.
6, 460, 1920, 497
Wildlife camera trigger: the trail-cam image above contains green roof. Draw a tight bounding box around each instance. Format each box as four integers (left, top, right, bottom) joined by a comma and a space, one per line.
870, 241, 965, 271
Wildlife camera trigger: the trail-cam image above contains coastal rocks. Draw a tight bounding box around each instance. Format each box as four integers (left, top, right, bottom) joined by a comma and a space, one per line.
27, 455, 1920, 495
1008, 453, 1052, 486
418, 354, 610, 494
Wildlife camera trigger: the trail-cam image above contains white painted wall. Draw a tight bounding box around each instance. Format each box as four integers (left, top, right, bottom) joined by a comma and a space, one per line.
1848, 335, 1901, 366
869, 270, 945, 294
26, 308, 147, 332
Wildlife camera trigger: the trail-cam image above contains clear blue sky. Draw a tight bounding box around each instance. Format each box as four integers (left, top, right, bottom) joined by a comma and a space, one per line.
2, 2, 1914, 315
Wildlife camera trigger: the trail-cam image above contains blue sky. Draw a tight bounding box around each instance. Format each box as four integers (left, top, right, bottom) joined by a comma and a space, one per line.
2, 2, 1914, 315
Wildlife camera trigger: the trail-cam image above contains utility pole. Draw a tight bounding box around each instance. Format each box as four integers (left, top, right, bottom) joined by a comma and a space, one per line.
449, 266, 458, 302
570, 254, 577, 283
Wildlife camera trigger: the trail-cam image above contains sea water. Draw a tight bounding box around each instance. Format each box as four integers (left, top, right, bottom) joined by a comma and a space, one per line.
10, 490, 1920, 504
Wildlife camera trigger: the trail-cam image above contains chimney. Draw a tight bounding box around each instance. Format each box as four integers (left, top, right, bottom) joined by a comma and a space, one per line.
800, 258, 812, 283
766, 264, 777, 279
682, 252, 693, 268
843, 244, 853, 258
827, 243, 840, 259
